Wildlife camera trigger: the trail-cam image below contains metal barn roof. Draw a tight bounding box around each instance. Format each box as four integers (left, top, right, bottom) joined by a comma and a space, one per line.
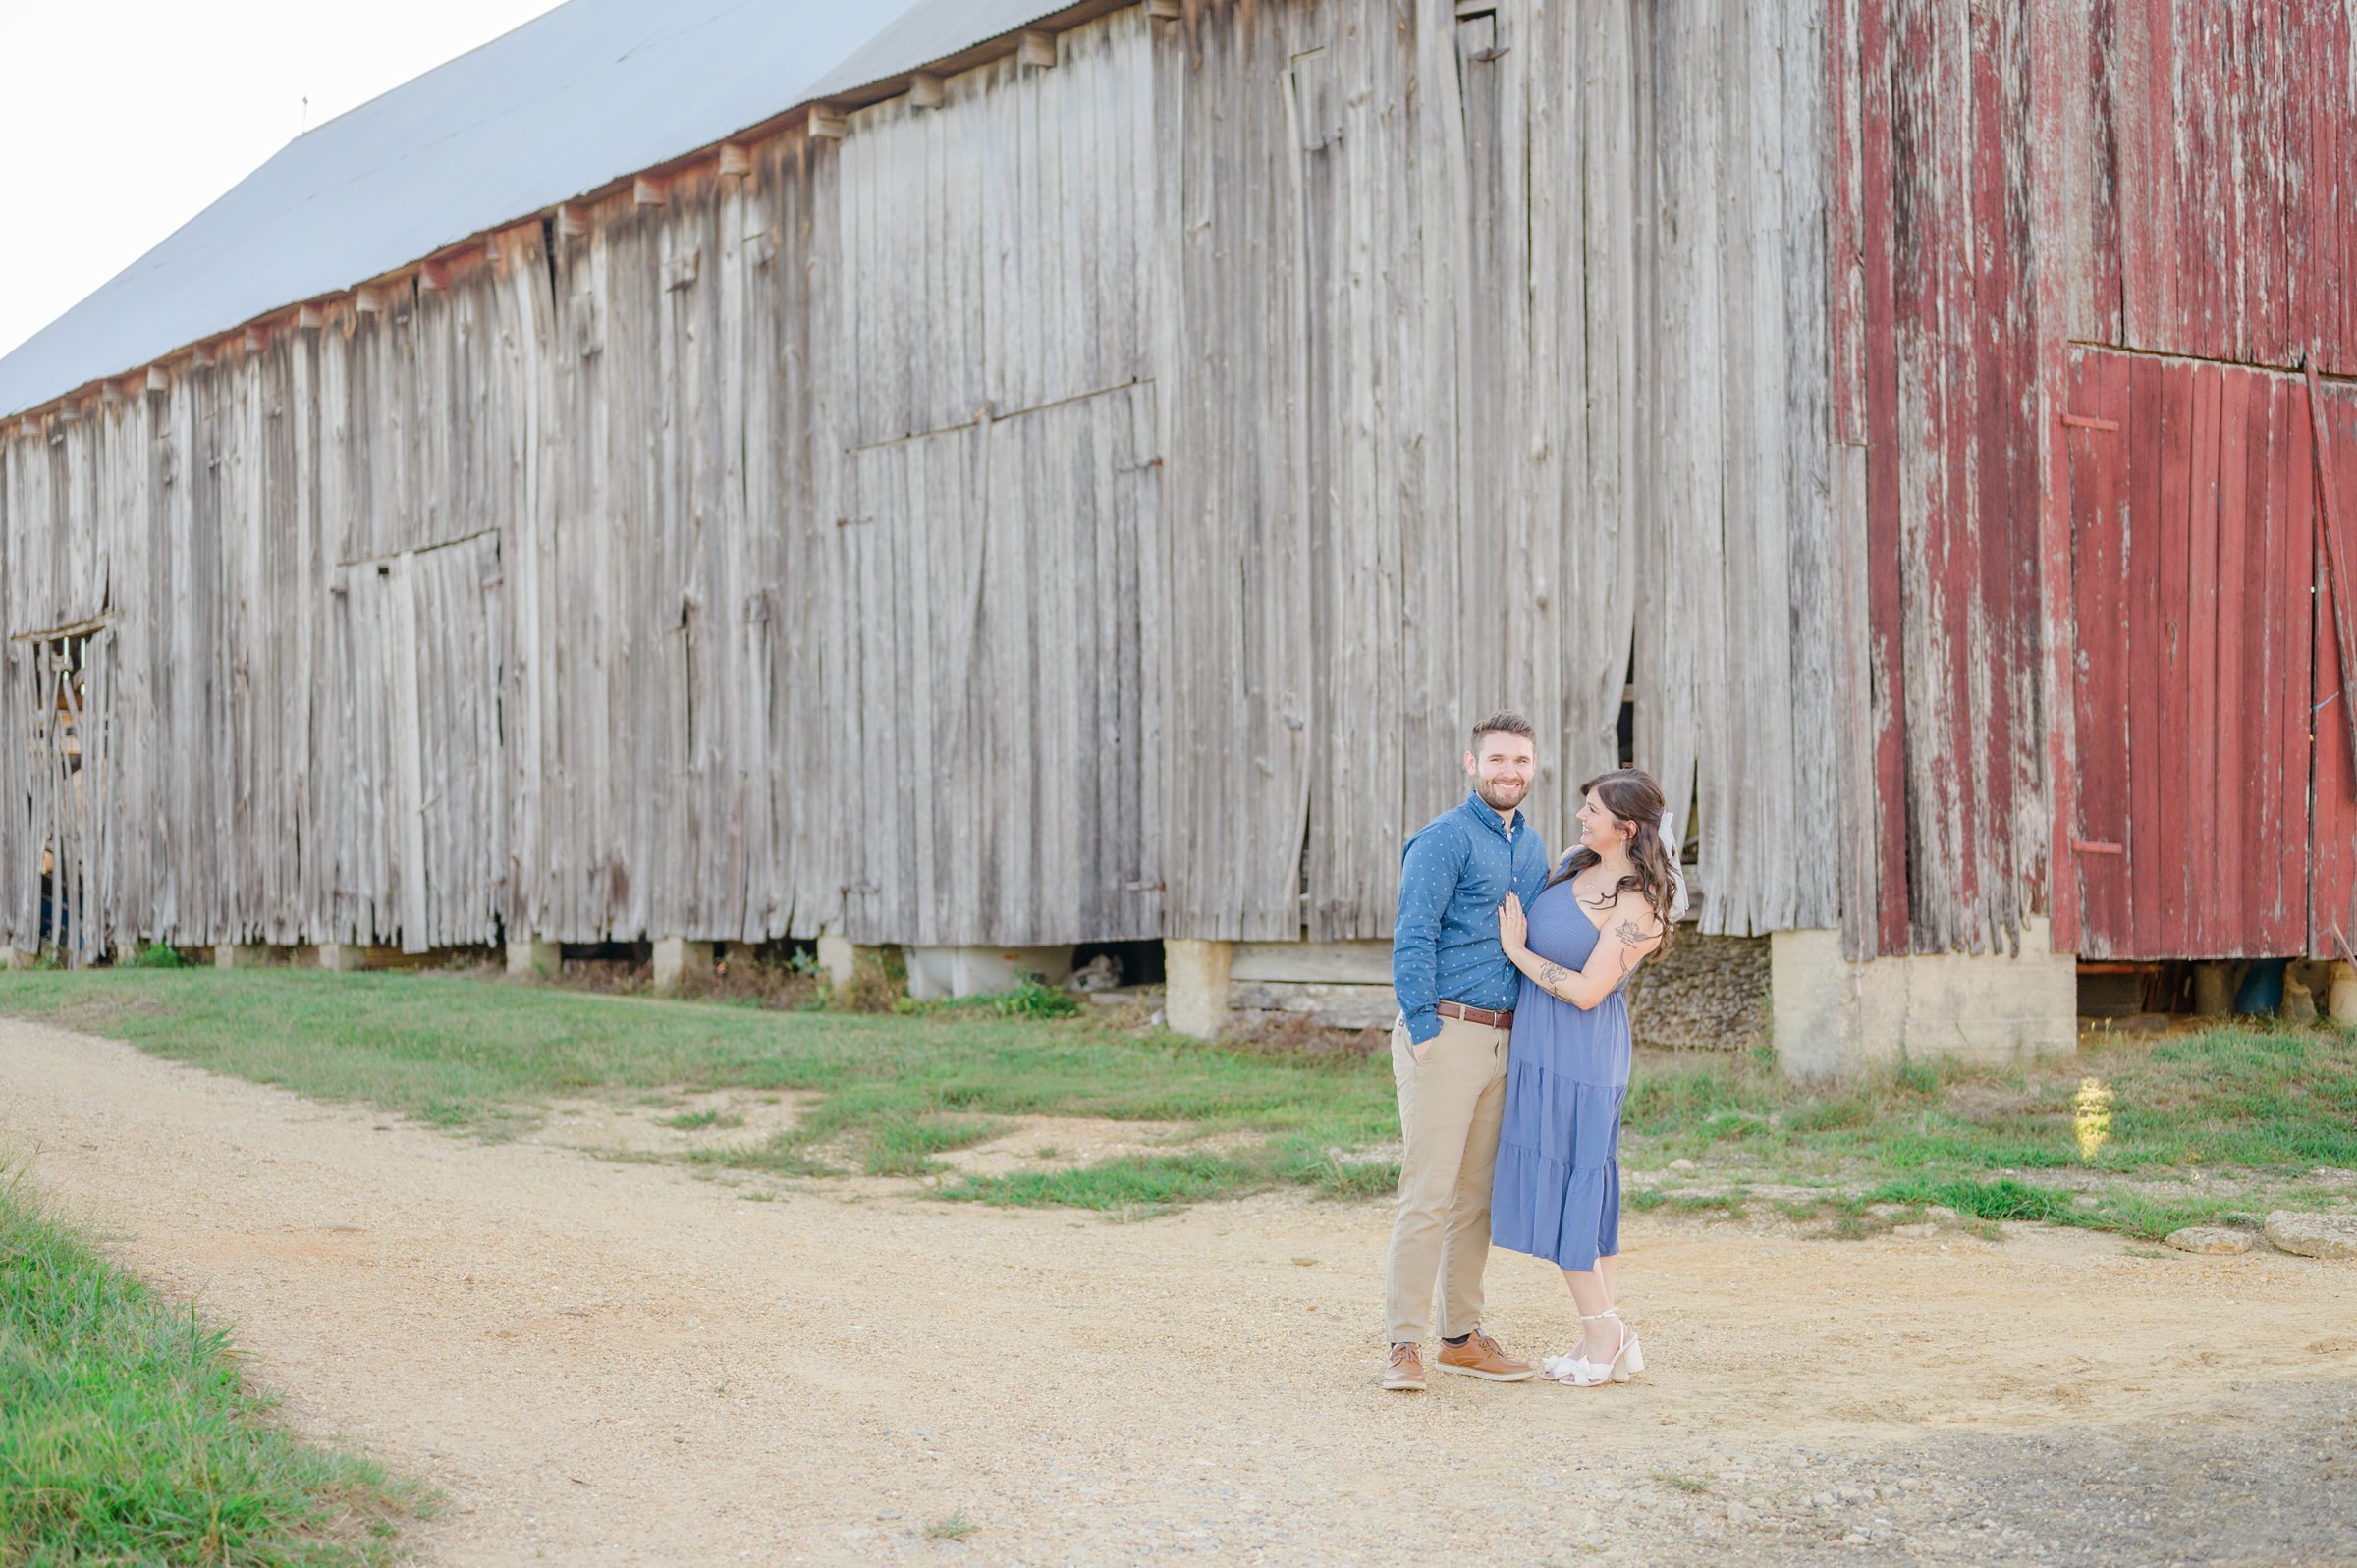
0, 0, 1084, 418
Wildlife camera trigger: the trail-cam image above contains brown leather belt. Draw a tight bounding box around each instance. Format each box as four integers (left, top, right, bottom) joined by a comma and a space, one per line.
1436, 1000, 1514, 1029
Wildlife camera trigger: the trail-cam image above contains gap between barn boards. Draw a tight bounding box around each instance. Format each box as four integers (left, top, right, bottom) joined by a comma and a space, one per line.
842, 375, 1156, 455
334, 525, 503, 570
8, 616, 112, 643
2062, 340, 2357, 383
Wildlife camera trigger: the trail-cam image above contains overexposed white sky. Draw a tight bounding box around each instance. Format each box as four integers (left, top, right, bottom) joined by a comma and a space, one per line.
0, 0, 567, 363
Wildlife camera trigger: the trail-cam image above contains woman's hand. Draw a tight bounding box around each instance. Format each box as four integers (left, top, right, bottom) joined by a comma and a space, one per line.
1498, 892, 1529, 956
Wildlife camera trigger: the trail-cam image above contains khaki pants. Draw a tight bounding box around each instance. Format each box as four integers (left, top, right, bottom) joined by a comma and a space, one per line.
1383, 1012, 1509, 1345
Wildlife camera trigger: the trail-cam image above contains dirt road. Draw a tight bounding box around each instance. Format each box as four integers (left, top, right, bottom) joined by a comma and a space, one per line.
3, 1017, 2352, 1566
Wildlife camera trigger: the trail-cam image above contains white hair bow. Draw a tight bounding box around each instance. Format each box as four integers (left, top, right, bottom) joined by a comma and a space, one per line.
1660, 812, 1691, 922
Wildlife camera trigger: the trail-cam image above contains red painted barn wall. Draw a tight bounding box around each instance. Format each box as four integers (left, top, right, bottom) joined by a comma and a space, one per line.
1834, 0, 2357, 958
1834, 0, 2045, 958
2058, 3, 2357, 376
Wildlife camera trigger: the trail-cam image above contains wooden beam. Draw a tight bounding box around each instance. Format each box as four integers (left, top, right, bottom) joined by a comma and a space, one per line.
1017, 30, 1057, 68
2306, 359, 2357, 781
417, 259, 449, 293
718, 141, 753, 177
633, 175, 667, 206
907, 72, 944, 109
355, 285, 383, 314
1145, 0, 1181, 16
190, 343, 217, 367
808, 105, 847, 139
296, 303, 324, 330
100, 380, 128, 407
243, 326, 268, 354
144, 366, 169, 394
556, 203, 591, 239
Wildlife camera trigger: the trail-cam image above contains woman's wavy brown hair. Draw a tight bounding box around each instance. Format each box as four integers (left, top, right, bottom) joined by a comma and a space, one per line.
1544, 768, 1681, 957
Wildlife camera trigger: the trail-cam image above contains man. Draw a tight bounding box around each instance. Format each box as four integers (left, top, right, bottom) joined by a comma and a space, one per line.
1382, 712, 1552, 1391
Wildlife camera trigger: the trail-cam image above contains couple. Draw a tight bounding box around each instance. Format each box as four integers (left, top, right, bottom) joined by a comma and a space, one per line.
1383, 712, 1686, 1392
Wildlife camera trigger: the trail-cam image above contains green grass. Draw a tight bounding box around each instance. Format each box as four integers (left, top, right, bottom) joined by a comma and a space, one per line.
862, 1114, 1008, 1176
2, 969, 2350, 1237
658, 1108, 743, 1131
0, 1174, 423, 1564
1621, 1024, 2357, 1239
1623, 1026, 2357, 1174
924, 1510, 978, 1541
0, 969, 1396, 1204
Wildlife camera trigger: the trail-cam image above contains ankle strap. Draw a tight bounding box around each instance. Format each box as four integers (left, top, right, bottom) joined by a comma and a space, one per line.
1577, 1307, 1620, 1323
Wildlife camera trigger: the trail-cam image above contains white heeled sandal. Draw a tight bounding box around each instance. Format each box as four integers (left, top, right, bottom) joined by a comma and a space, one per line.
1543, 1307, 1643, 1386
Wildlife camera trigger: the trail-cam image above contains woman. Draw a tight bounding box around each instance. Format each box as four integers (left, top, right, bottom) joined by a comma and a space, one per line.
1489, 768, 1686, 1387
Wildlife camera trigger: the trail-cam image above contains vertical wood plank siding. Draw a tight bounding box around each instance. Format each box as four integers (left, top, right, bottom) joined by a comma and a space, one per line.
17, 0, 2345, 962
0, 0, 1930, 959
1159, 0, 1836, 943
1833, 0, 2357, 958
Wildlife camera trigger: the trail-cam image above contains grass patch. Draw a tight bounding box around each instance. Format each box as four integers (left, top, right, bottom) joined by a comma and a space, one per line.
940, 1153, 1272, 1211
1652, 1472, 1711, 1494
659, 1108, 745, 1132
0, 969, 1395, 1173
863, 1114, 1008, 1176
898, 979, 1081, 1021
924, 1510, 979, 1541
3, 969, 2349, 1235
0, 1174, 424, 1564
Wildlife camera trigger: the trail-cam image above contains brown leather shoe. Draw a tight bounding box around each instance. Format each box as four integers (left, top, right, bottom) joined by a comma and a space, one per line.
1435, 1327, 1536, 1381
1383, 1342, 1426, 1391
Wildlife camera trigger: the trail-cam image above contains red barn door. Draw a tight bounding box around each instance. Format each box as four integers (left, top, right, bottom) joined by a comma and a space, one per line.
2063, 348, 2357, 960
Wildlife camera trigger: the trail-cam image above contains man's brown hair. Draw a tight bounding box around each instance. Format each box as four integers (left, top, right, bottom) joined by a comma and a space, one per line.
1469, 711, 1535, 748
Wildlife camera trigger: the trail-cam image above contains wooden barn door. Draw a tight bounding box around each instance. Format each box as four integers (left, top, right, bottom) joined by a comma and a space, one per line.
2063, 348, 2357, 959
328, 538, 506, 951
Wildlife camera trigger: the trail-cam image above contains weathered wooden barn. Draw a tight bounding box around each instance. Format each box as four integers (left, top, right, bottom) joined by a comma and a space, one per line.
3, 0, 2353, 1059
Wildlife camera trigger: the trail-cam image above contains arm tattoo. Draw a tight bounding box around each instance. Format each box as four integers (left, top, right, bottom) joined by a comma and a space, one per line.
1534, 960, 1574, 1000
1612, 919, 1650, 977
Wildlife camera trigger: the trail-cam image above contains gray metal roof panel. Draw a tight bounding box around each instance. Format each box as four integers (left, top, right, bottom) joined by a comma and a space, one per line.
805, 0, 1093, 97
0, 0, 954, 418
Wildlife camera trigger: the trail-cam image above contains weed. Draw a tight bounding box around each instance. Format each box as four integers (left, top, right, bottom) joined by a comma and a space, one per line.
864, 1114, 1007, 1176
894, 979, 1082, 1021
925, 1511, 979, 1541
1653, 1472, 1711, 1494
1309, 1157, 1400, 1201
661, 1108, 745, 1131
1867, 1176, 2080, 1224
123, 943, 192, 969
941, 1153, 1271, 1210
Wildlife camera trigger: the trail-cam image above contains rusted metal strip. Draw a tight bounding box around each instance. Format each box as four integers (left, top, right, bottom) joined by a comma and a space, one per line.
2302, 358, 2357, 781
2070, 839, 2125, 855
2059, 412, 2121, 431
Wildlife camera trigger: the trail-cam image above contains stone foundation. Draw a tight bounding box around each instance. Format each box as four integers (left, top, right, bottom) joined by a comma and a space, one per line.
1625, 932, 1770, 1052
904, 946, 1073, 1000
1772, 919, 2078, 1083
506, 939, 561, 979
652, 938, 713, 993
1164, 939, 1233, 1039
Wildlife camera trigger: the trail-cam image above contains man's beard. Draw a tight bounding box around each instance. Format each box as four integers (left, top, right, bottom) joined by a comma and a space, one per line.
1476, 779, 1528, 812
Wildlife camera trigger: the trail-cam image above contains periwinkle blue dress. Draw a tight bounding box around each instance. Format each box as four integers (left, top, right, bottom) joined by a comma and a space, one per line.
1489, 877, 1631, 1271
